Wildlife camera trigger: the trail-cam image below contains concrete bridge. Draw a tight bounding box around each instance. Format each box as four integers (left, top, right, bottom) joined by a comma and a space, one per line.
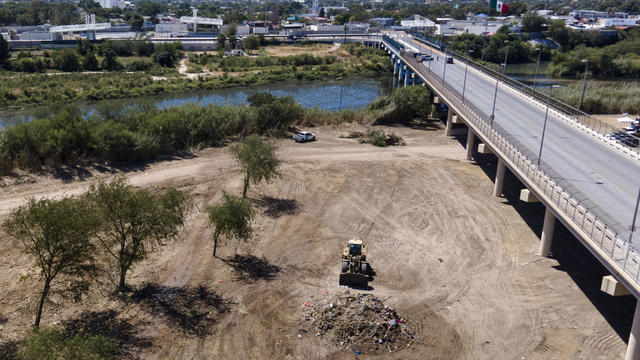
379, 31, 640, 359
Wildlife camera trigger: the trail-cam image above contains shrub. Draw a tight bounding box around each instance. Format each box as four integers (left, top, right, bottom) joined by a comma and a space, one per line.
18, 328, 118, 360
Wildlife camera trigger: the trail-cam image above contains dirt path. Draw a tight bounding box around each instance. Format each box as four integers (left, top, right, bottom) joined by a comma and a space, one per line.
0, 124, 632, 359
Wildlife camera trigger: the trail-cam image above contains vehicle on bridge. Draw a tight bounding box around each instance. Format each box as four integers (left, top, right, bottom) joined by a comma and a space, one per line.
446, 57, 454, 64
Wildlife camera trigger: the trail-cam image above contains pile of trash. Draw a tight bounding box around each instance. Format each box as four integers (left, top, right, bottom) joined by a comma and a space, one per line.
299, 292, 415, 353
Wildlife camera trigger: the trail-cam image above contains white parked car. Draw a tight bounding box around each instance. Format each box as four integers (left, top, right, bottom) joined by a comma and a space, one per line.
293, 131, 316, 143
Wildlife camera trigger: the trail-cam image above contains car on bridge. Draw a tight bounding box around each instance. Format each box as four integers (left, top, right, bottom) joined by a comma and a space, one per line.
446, 57, 454, 64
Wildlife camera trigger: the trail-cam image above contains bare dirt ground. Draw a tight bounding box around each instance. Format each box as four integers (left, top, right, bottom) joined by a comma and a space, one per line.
262, 43, 340, 57
595, 113, 637, 128
0, 123, 634, 359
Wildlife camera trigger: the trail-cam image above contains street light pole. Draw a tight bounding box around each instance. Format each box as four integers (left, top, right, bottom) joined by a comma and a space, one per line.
502, 40, 510, 74
442, 41, 452, 84
629, 188, 640, 243
462, 45, 472, 102
537, 85, 556, 167
490, 40, 509, 126
577, 59, 589, 120
533, 47, 541, 91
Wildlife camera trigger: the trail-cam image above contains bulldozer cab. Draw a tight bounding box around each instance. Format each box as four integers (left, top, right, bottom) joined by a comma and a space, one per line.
349, 243, 362, 256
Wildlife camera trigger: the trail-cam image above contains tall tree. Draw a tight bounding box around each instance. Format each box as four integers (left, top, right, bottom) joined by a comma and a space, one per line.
0, 33, 9, 68
242, 35, 260, 54
207, 191, 253, 257
101, 48, 121, 71
230, 135, 281, 199
3, 197, 99, 328
88, 176, 190, 291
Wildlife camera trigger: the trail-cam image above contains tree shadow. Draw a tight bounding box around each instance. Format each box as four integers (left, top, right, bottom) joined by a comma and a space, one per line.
62, 309, 152, 357
130, 283, 231, 337
0, 340, 18, 360
252, 195, 300, 217
222, 254, 281, 282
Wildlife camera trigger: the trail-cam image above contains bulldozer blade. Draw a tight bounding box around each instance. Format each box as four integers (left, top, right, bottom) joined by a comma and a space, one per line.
339, 273, 369, 287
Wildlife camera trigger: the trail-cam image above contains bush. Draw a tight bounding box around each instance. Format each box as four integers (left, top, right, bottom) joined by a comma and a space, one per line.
360, 129, 405, 147
18, 328, 118, 360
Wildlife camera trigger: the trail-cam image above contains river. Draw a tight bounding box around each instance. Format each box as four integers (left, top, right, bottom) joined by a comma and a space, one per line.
0, 76, 393, 126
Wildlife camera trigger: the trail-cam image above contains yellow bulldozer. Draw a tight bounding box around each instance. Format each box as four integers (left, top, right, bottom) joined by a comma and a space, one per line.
339, 239, 370, 287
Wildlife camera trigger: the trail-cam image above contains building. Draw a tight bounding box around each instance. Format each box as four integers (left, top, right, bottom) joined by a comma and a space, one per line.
435, 19, 507, 35
155, 23, 188, 37
96, 0, 124, 9
400, 14, 435, 29
370, 17, 395, 27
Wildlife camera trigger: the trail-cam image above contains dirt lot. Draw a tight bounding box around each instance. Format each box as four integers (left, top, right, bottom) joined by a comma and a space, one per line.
261, 43, 340, 57
0, 123, 634, 359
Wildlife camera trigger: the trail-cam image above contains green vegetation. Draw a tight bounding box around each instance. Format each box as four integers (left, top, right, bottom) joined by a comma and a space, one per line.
0, 46, 389, 108
548, 29, 640, 77
87, 176, 190, 291
360, 129, 405, 147
18, 328, 118, 360
230, 134, 281, 199
0, 87, 429, 173
207, 191, 254, 257
554, 82, 640, 114
3, 197, 99, 328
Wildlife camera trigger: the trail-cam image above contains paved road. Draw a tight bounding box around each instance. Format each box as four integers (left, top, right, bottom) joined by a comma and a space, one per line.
394, 34, 640, 237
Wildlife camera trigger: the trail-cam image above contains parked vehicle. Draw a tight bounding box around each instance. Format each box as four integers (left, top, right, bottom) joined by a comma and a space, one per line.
293, 131, 316, 143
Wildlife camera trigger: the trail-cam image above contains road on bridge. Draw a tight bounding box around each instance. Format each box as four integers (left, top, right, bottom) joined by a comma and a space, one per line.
395, 34, 640, 239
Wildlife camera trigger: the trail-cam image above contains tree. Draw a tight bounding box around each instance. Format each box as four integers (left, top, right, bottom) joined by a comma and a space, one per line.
229, 135, 281, 199
248, 94, 303, 135
101, 48, 121, 71
87, 176, 190, 291
217, 33, 226, 51
207, 191, 253, 257
3, 197, 99, 328
390, 86, 432, 122
521, 12, 546, 33
82, 51, 98, 71
242, 35, 260, 54
0, 33, 10, 68
54, 48, 81, 72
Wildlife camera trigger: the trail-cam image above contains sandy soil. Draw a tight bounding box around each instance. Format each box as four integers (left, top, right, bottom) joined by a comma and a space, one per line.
0, 123, 633, 359
595, 113, 638, 128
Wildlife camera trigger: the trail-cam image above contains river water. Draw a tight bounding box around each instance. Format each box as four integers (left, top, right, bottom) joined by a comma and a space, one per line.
0, 76, 393, 126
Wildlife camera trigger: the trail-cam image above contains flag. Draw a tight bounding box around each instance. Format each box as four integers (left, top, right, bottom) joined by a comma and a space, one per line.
496, 0, 509, 14
453, 3, 458, 9
489, 0, 497, 9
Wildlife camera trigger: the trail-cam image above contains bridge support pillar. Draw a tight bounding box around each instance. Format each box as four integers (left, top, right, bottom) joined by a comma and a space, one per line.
627, 299, 640, 360
466, 129, 475, 160
539, 208, 555, 257
493, 159, 506, 197
404, 70, 412, 87
444, 111, 454, 136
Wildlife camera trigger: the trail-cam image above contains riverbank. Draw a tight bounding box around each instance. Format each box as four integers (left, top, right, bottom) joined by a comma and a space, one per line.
0, 44, 391, 109
0, 86, 432, 173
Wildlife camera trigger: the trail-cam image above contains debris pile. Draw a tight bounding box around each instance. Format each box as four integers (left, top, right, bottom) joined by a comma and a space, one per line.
299, 293, 414, 353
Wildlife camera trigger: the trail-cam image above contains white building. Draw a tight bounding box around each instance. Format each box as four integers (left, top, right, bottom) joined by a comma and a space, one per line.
155, 23, 188, 36
96, 0, 123, 9
599, 18, 639, 27
400, 14, 435, 28
236, 25, 250, 36
435, 20, 506, 35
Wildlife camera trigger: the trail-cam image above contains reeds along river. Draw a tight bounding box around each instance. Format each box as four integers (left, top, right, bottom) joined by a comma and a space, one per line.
0, 76, 394, 126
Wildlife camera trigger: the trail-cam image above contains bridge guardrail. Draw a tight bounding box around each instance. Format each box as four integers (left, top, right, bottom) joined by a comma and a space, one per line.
382, 35, 640, 290
408, 34, 640, 153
